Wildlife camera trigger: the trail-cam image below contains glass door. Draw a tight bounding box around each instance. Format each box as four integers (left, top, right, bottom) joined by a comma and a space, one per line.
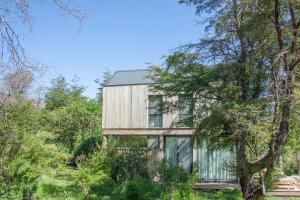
164, 136, 192, 173
198, 141, 236, 181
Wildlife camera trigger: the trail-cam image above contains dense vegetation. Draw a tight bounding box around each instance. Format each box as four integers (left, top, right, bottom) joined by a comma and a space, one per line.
0, 72, 222, 199
0, 1, 299, 200
0, 71, 298, 200
0, 73, 238, 200
150, 0, 300, 199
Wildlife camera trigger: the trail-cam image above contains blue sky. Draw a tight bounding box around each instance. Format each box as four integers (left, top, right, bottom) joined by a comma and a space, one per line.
20, 0, 204, 98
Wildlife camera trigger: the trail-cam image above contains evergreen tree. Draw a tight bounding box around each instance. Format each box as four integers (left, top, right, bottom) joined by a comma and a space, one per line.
151, 1, 300, 199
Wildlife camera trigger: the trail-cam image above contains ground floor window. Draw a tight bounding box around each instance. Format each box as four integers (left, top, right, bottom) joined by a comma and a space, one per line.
198, 141, 236, 181
112, 135, 160, 151
147, 136, 160, 150
111, 135, 236, 181
113, 135, 147, 148
164, 136, 192, 173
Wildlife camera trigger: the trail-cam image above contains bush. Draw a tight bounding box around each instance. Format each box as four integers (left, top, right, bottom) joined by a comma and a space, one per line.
75, 149, 115, 199
123, 178, 162, 200
196, 189, 243, 200
107, 141, 150, 183
158, 163, 198, 200
72, 136, 101, 167
284, 161, 298, 176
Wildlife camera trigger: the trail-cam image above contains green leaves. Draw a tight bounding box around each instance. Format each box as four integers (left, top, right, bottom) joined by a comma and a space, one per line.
46, 101, 102, 152
45, 75, 87, 111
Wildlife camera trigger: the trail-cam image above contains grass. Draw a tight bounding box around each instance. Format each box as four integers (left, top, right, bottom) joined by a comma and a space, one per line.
36, 166, 83, 200
35, 167, 300, 200
195, 189, 243, 200
266, 198, 300, 200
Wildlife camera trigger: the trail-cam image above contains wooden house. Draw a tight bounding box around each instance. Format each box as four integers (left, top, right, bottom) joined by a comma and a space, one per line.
102, 69, 236, 182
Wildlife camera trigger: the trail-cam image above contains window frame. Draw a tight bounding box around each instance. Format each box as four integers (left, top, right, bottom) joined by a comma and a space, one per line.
148, 95, 163, 128
147, 136, 160, 150
163, 136, 193, 173
113, 135, 147, 149
177, 95, 194, 128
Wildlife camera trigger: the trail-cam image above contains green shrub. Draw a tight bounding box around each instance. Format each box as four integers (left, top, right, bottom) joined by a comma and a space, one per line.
75, 149, 115, 199
284, 161, 298, 176
196, 189, 243, 200
123, 178, 162, 200
158, 163, 198, 200
107, 140, 150, 183
125, 181, 139, 200
72, 136, 101, 166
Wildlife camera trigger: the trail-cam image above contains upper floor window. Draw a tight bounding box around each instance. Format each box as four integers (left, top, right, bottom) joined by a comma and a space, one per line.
178, 96, 193, 127
148, 95, 163, 128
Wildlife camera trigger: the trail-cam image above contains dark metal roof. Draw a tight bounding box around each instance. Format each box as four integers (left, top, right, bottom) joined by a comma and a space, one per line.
105, 69, 155, 86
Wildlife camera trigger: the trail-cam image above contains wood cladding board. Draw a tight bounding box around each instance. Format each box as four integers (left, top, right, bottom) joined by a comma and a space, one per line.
103, 85, 148, 128
102, 85, 178, 129
102, 128, 194, 135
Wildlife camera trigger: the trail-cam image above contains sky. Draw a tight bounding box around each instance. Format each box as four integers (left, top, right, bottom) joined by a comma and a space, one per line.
19, 0, 205, 98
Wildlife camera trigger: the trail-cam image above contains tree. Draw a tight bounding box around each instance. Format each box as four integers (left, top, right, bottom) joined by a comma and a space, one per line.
45, 75, 86, 110
96, 69, 113, 104
2, 70, 34, 103
0, 100, 43, 199
151, 1, 300, 199
0, 0, 86, 106
54, 100, 101, 152
0, 2, 86, 199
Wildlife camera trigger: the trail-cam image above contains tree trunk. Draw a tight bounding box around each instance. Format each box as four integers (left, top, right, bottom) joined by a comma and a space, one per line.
239, 176, 251, 199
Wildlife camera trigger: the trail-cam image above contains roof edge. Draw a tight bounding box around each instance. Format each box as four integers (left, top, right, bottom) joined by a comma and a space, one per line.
112, 69, 149, 73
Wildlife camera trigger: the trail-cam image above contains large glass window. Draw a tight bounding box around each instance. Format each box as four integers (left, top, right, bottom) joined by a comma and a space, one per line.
147, 136, 160, 150
148, 95, 163, 127
198, 141, 236, 181
164, 136, 192, 173
178, 96, 193, 127
113, 135, 147, 148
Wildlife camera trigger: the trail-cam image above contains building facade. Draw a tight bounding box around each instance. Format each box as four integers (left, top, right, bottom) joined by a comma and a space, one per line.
102, 69, 236, 182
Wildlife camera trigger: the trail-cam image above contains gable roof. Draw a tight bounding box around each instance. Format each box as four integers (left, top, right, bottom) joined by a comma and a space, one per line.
105, 69, 155, 86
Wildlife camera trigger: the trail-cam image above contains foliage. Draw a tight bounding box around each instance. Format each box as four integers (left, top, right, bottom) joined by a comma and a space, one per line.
196, 190, 243, 200
0, 129, 68, 199
0, 100, 42, 199
75, 148, 115, 199
158, 163, 198, 200
107, 139, 150, 183
72, 136, 102, 166
282, 101, 300, 175
43, 100, 101, 152
36, 166, 83, 200
150, 0, 300, 199
45, 75, 87, 111
122, 178, 162, 200
0, 75, 102, 199
96, 68, 113, 104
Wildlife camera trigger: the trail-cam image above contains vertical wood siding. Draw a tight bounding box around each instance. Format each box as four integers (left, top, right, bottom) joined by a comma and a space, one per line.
103, 85, 179, 129
103, 85, 147, 128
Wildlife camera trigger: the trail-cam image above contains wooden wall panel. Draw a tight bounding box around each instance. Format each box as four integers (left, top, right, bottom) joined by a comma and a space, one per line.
102, 87, 107, 128
102, 85, 195, 129
103, 85, 149, 129
131, 85, 148, 128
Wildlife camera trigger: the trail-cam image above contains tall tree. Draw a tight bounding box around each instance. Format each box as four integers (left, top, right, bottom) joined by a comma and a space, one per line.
96, 69, 113, 104
45, 75, 86, 110
0, 2, 86, 199
151, 0, 300, 199
0, 1, 86, 103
